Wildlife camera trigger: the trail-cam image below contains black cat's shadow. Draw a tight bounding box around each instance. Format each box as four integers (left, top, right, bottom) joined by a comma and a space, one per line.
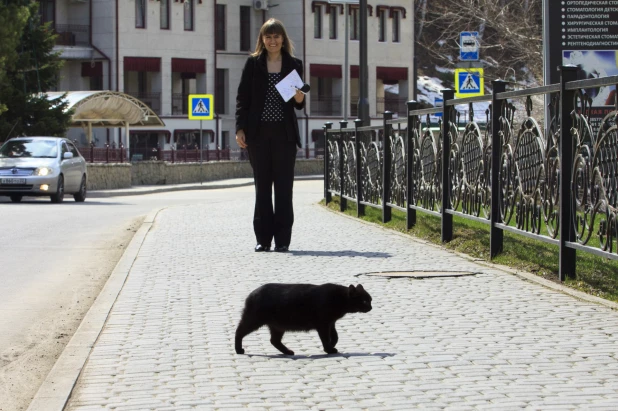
289, 250, 392, 258
244, 352, 396, 360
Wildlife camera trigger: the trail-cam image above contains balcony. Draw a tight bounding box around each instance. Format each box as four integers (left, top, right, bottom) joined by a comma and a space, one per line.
310, 95, 342, 117
55, 24, 90, 47
125, 92, 162, 115
376, 97, 408, 116
172, 93, 190, 116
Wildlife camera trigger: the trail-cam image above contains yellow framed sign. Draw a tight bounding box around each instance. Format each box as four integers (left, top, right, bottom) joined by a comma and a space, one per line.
454, 68, 484, 98
188, 94, 214, 120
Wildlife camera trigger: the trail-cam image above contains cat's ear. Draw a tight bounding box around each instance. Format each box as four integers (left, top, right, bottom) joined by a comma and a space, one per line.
356, 284, 365, 291
349, 284, 356, 293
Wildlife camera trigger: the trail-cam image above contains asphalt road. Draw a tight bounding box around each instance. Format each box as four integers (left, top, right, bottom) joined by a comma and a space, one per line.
0, 186, 258, 411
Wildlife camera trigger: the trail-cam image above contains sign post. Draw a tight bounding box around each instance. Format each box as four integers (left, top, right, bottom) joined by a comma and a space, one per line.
188, 94, 214, 184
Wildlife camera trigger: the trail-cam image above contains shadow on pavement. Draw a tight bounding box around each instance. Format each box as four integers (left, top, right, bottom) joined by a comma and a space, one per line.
289, 250, 392, 258
246, 352, 396, 360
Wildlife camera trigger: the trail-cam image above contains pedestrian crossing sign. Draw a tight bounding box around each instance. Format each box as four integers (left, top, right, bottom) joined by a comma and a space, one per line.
455, 68, 484, 98
188, 94, 214, 120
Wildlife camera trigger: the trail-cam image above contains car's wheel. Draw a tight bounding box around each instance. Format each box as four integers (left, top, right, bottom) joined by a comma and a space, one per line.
10, 195, 22, 203
73, 175, 87, 202
50, 175, 64, 203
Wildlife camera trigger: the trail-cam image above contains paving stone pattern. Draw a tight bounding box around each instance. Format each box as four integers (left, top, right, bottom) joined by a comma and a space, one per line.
66, 184, 618, 410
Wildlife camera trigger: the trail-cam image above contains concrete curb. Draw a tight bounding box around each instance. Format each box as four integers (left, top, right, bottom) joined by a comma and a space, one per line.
88, 175, 323, 198
319, 203, 618, 312
27, 208, 163, 411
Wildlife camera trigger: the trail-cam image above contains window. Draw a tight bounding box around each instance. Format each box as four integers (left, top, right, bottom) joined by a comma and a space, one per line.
240, 6, 251, 52
392, 10, 400, 43
314, 6, 322, 39
215, 69, 227, 115
39, 0, 55, 25
349, 7, 359, 40
135, 0, 145, 28
329, 6, 337, 39
90, 75, 103, 91
160, 0, 170, 29
68, 142, 80, 157
378, 9, 386, 42
216, 4, 226, 50
184, 0, 194, 31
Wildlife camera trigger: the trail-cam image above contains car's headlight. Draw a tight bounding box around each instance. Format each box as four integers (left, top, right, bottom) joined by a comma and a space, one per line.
34, 167, 54, 176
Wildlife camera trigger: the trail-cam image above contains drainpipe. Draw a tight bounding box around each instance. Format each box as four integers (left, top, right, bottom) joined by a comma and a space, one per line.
214, 0, 219, 151
302, 0, 309, 158
116, 0, 120, 147
115, 0, 119, 91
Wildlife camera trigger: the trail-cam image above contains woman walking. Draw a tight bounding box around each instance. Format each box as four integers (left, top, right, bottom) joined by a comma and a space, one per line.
235, 18, 305, 252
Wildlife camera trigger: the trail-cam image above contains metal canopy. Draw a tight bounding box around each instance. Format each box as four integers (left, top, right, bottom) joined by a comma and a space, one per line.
46, 91, 165, 128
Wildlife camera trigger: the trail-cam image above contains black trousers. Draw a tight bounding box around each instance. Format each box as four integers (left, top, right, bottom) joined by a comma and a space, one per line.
247, 122, 297, 247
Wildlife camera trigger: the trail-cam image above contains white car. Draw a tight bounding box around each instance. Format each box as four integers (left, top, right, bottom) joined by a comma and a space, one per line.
0, 137, 87, 203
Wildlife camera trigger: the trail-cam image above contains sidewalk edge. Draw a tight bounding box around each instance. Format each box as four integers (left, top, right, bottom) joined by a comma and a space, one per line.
26, 208, 164, 411
319, 204, 618, 312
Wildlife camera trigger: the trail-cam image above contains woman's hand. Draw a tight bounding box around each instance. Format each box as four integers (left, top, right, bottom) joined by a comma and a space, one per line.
236, 130, 248, 149
293, 88, 305, 104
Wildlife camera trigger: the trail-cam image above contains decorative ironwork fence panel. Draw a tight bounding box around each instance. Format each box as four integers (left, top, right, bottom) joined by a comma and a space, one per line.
323, 69, 618, 282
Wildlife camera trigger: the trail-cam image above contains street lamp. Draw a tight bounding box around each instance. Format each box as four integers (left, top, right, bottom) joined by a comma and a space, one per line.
328, 0, 368, 125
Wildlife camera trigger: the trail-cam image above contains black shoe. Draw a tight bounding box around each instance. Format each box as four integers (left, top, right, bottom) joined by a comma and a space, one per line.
274, 245, 289, 252
255, 244, 270, 252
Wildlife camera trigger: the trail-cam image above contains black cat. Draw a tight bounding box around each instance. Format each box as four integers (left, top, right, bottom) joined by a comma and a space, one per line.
235, 283, 372, 355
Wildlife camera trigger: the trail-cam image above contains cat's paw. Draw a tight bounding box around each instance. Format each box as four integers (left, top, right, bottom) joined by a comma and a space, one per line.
325, 347, 338, 354
236, 348, 245, 354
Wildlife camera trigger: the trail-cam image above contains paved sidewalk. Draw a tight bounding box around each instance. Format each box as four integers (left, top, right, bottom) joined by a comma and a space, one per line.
32, 181, 618, 410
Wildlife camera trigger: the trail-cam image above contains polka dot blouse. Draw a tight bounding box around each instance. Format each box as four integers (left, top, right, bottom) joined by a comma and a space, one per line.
261, 72, 284, 122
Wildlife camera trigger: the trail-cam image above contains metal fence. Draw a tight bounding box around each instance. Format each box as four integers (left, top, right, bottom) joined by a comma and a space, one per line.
80, 145, 324, 163
324, 66, 618, 281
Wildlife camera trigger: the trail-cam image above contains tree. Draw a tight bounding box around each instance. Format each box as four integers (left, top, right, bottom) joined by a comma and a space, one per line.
0, 1, 72, 141
415, 0, 543, 87
0, 1, 29, 116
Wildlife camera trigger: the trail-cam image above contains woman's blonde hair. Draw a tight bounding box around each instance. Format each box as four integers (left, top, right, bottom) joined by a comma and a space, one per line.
251, 18, 295, 57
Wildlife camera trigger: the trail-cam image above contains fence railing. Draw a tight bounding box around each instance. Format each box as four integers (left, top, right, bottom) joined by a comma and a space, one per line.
324, 66, 618, 281
80, 145, 324, 163
171, 93, 190, 115
124, 91, 161, 115
54, 24, 90, 47
311, 96, 342, 117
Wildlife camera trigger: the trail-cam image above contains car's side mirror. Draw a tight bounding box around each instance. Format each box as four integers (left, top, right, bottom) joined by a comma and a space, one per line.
63, 152, 74, 160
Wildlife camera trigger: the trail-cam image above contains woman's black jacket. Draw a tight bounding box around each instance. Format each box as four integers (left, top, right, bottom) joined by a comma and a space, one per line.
235, 51, 305, 148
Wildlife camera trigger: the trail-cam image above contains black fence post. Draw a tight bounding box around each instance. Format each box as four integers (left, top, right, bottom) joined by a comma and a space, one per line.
105, 143, 110, 163
406, 101, 418, 229
90, 142, 95, 163
441, 89, 454, 243
339, 120, 348, 212
354, 119, 364, 217
490, 80, 507, 258
559, 65, 578, 281
382, 111, 394, 223
324, 122, 333, 204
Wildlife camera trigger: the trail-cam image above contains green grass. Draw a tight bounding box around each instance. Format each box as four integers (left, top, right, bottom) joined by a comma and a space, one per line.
322, 196, 618, 303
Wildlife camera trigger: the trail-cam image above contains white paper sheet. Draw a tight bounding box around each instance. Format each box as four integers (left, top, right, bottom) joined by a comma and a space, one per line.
275, 69, 304, 102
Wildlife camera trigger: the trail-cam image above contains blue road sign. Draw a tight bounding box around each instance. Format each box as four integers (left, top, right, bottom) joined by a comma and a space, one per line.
455, 68, 484, 98
434, 97, 443, 118
460, 31, 479, 61
188, 94, 214, 120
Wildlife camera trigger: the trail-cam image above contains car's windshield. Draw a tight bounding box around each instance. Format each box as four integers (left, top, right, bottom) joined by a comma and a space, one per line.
0, 140, 58, 158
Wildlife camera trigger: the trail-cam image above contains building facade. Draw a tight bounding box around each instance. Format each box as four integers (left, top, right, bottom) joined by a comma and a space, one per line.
47, 0, 414, 157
